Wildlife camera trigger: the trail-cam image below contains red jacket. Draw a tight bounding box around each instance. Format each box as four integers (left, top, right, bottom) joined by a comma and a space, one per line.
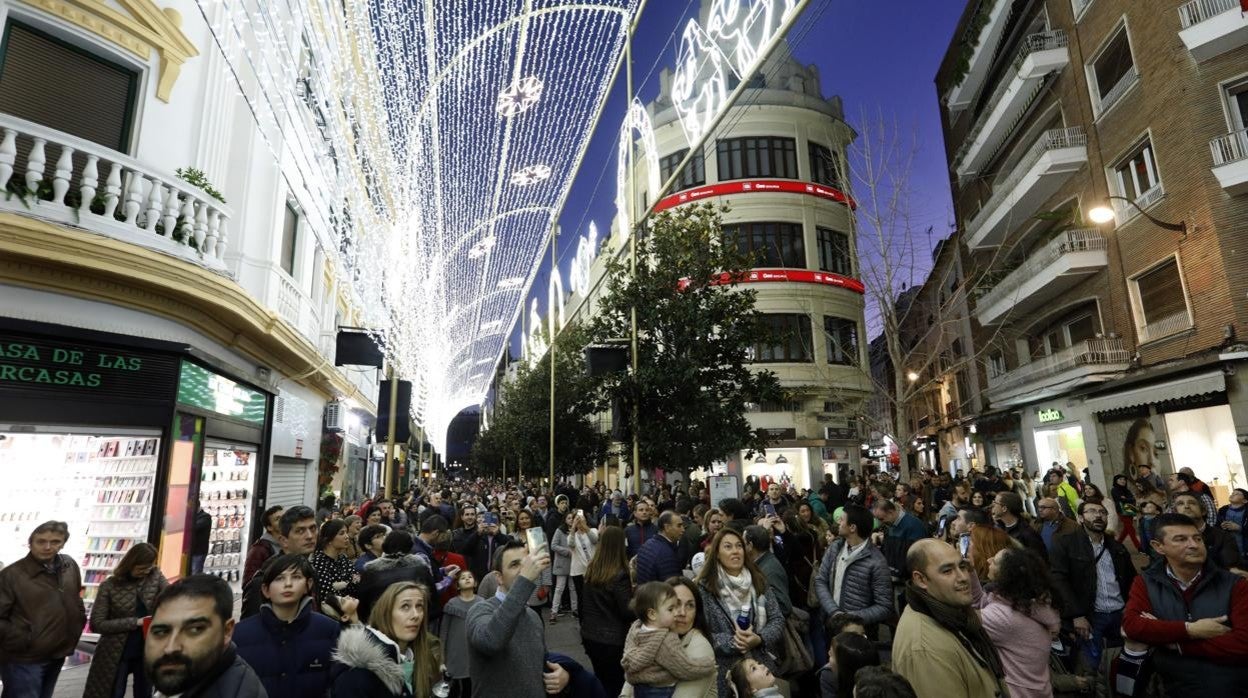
1122, 566, 1248, 661
432, 550, 468, 606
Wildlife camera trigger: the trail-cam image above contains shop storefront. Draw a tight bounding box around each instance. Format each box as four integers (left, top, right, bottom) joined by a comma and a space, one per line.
0, 319, 273, 609
1087, 368, 1245, 506
975, 410, 1024, 474
1029, 407, 1090, 478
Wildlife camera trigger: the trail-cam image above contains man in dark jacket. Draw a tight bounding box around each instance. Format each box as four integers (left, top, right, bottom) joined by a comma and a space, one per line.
0, 521, 86, 697
234, 554, 340, 697
1050, 500, 1136, 670
744, 525, 792, 615
871, 498, 926, 610
144, 574, 265, 698
624, 501, 658, 559
1172, 492, 1243, 571
356, 531, 436, 623
1122, 513, 1248, 695
991, 492, 1046, 558
815, 505, 894, 630
635, 511, 685, 584
243, 506, 284, 585
460, 514, 513, 581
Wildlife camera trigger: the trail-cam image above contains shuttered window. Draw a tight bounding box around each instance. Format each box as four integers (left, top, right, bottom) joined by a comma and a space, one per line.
267, 457, 309, 510
0, 22, 137, 154
1136, 258, 1187, 325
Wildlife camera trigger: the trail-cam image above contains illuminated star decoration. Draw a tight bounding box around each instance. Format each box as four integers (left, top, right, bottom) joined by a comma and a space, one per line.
510, 164, 553, 186
496, 76, 545, 118
467, 236, 496, 259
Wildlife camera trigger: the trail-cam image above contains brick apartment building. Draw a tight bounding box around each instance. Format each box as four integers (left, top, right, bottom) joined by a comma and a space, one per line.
908, 0, 1248, 499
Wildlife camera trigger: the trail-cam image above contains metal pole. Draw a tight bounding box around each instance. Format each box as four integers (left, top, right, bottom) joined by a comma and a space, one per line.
549, 223, 557, 490
384, 364, 399, 498
626, 27, 640, 497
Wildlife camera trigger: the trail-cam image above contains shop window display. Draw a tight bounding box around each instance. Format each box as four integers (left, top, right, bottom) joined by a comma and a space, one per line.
200, 445, 255, 590
0, 432, 159, 616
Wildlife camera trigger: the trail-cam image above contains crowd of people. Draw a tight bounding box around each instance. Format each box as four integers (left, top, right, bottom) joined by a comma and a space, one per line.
0, 459, 1245, 697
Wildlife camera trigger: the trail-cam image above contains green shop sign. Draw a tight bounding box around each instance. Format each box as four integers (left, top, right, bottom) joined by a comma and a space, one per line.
177, 360, 267, 424
1037, 408, 1064, 424
0, 334, 179, 402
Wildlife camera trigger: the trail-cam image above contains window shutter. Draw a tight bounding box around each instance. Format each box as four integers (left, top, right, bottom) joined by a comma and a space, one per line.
1138, 261, 1186, 323
0, 23, 136, 153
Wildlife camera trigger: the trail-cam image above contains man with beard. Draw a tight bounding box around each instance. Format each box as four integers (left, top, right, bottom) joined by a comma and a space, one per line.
144, 575, 265, 697
1050, 501, 1136, 670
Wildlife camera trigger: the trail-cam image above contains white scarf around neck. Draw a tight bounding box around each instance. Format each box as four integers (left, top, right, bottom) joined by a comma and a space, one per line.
715, 565, 767, 630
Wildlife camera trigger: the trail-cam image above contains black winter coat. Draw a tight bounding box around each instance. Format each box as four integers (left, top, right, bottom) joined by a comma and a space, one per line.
579, 569, 634, 646
1050, 531, 1136, 620
332, 626, 413, 698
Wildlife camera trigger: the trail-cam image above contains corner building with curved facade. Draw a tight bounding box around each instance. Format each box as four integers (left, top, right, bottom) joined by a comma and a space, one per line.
586, 47, 873, 491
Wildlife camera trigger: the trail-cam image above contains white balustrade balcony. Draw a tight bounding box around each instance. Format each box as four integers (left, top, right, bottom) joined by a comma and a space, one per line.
1210, 128, 1248, 195
1095, 65, 1139, 117
1112, 184, 1166, 225
1178, 0, 1248, 62
955, 30, 1070, 178
964, 126, 1088, 249
0, 114, 231, 273
945, 0, 1014, 112
987, 338, 1129, 407
975, 229, 1108, 325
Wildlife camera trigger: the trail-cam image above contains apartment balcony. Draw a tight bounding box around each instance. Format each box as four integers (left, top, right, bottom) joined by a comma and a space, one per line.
975, 229, 1108, 326
954, 31, 1071, 178
945, 0, 1014, 112
0, 114, 231, 274
1210, 128, 1248, 195
274, 273, 328, 346
987, 338, 1129, 407
1178, 0, 1248, 62
964, 126, 1088, 250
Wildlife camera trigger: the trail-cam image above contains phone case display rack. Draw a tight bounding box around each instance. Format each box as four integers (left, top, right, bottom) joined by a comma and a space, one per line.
200, 448, 254, 591
0, 434, 159, 617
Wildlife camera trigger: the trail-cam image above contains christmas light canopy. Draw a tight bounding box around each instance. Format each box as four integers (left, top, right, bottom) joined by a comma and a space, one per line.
197, 0, 643, 453
496, 76, 545, 118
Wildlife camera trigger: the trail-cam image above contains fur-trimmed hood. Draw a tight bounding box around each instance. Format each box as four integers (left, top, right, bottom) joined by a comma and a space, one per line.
364, 553, 430, 573
332, 626, 408, 695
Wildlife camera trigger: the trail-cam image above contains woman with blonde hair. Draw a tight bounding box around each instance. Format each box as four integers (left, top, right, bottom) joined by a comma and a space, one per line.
83, 543, 168, 698
333, 582, 441, 697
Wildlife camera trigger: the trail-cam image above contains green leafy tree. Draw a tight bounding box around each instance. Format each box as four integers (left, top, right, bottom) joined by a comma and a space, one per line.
587, 203, 783, 477
471, 323, 608, 478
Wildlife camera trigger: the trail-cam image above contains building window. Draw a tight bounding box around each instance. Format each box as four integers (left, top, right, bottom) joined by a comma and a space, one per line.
1112, 138, 1161, 212
1088, 25, 1137, 115
823, 316, 859, 366
954, 370, 970, 407
988, 352, 1006, 378
755, 314, 814, 363
716, 137, 798, 180
1226, 79, 1248, 130
659, 149, 706, 190
816, 227, 852, 276
1131, 257, 1191, 341
808, 142, 842, 187
281, 203, 299, 276
746, 398, 804, 413
0, 21, 137, 153
725, 222, 806, 268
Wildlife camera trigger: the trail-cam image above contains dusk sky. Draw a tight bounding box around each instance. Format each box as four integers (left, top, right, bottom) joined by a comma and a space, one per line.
470, 2, 969, 457
516, 1, 967, 346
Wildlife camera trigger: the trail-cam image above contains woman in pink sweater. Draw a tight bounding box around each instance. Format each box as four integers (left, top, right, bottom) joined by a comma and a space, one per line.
974, 546, 1061, 698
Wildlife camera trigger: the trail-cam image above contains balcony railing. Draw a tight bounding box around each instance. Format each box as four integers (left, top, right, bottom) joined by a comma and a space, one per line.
976, 229, 1107, 311
0, 114, 231, 271
1114, 184, 1165, 222
1211, 128, 1248, 166
1139, 310, 1193, 343
966, 126, 1087, 236
989, 338, 1129, 393
1096, 65, 1139, 116
1179, 0, 1239, 28
954, 30, 1069, 173
1072, 0, 1096, 19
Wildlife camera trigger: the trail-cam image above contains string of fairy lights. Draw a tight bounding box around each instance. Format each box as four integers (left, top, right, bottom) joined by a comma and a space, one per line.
197, 0, 641, 452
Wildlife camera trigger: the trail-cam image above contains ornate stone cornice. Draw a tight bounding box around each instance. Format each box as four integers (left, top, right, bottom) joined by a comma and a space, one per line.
0, 212, 368, 405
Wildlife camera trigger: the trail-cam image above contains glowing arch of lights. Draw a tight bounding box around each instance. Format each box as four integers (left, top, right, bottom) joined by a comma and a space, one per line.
615, 98, 661, 241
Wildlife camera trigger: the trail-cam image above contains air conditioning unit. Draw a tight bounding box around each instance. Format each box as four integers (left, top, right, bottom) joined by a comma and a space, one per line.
325, 401, 345, 432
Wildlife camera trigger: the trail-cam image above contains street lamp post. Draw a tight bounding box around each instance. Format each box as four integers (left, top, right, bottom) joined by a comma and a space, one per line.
1087, 196, 1188, 238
